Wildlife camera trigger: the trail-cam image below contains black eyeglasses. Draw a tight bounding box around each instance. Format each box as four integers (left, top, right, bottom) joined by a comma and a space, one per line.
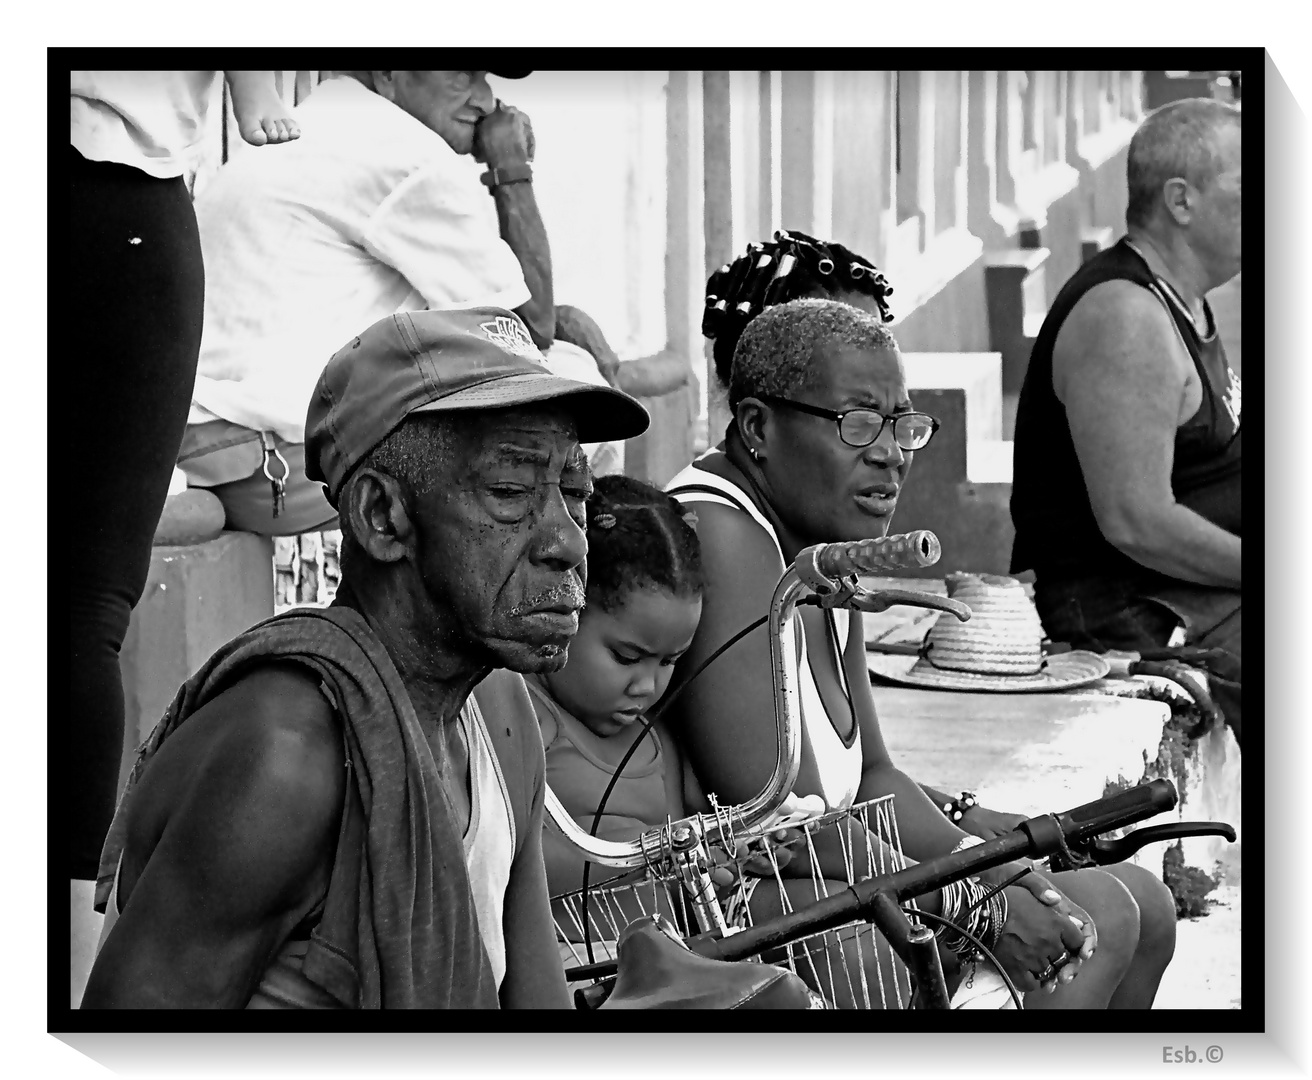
756, 395, 940, 451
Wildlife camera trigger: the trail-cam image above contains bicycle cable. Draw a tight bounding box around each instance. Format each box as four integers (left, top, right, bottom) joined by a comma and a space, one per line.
900, 909, 1025, 1010
579, 609, 774, 964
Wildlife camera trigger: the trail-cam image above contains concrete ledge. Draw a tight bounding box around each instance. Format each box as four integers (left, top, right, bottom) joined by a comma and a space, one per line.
983, 248, 1050, 398
118, 531, 275, 789
1081, 225, 1116, 264
1084, 676, 1242, 880
872, 681, 1169, 839
902, 352, 1003, 445
860, 581, 1238, 885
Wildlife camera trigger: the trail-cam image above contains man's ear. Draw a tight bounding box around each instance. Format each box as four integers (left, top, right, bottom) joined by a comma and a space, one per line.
341, 467, 414, 566
1162, 177, 1193, 226
736, 398, 770, 462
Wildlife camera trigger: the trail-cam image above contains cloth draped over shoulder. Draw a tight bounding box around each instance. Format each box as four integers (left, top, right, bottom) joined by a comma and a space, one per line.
94, 605, 501, 1009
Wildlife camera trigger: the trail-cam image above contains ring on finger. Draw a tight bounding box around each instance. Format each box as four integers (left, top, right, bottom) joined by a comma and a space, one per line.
1039, 951, 1074, 983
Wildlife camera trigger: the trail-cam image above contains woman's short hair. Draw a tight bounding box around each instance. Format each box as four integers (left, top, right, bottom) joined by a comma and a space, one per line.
729, 298, 900, 414
703, 230, 894, 391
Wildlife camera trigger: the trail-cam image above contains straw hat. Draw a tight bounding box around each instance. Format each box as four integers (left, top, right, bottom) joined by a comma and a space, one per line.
867, 573, 1109, 693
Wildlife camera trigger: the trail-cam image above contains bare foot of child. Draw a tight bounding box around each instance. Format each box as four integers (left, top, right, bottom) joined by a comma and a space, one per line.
224, 71, 300, 146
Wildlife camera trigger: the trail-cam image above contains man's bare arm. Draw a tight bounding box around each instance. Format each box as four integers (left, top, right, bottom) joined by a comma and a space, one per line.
476, 103, 554, 349
1053, 281, 1241, 588
81, 672, 344, 1008
498, 787, 571, 1009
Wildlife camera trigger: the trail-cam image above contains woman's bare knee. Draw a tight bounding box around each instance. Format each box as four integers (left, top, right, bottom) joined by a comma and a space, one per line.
1105, 863, 1177, 963
1052, 868, 1141, 969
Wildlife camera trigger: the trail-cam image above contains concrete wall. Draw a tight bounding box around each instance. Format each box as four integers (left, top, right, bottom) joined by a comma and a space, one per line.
188, 68, 1150, 489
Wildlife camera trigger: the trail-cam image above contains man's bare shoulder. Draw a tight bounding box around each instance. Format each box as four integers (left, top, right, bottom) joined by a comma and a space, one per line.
130, 663, 346, 873
1057, 280, 1184, 361
1053, 279, 1190, 399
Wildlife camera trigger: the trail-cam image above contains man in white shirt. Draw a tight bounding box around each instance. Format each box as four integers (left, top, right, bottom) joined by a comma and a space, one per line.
180, 70, 622, 535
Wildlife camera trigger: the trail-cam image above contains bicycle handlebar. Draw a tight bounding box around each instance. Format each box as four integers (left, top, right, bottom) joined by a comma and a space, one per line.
689, 779, 1182, 965
542, 530, 942, 868
810, 531, 942, 578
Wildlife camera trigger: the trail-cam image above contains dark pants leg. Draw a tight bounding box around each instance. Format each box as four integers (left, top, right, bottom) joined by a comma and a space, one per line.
68, 148, 205, 880
1035, 577, 1243, 744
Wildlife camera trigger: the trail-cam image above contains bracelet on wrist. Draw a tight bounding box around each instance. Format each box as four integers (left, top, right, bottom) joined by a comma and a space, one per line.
481, 163, 534, 189
940, 790, 979, 824
933, 876, 1007, 960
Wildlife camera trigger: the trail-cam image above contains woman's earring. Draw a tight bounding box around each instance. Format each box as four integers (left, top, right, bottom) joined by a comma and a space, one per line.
749, 447, 761, 463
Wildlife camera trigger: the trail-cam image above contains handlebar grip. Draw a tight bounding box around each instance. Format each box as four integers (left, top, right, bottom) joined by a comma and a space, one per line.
1062, 779, 1177, 836
815, 531, 941, 577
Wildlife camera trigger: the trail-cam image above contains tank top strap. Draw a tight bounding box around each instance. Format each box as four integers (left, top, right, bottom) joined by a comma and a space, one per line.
666, 461, 782, 553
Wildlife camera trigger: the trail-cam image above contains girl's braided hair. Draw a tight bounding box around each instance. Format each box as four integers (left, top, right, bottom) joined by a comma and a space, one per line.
585, 475, 704, 613
702, 228, 895, 390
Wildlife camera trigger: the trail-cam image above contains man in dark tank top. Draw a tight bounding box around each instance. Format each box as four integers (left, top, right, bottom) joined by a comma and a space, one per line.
1010, 98, 1243, 741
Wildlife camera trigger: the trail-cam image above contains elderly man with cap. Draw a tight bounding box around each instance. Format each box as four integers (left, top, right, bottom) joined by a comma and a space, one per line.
82, 307, 649, 1009
177, 69, 626, 537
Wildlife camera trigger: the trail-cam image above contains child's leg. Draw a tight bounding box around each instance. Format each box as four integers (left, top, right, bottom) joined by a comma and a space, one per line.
224, 71, 300, 146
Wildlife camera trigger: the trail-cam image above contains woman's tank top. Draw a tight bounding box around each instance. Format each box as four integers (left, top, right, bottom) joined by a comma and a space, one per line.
668, 459, 863, 810
1010, 237, 1242, 587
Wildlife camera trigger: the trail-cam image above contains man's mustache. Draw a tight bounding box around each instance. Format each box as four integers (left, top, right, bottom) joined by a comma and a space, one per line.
509, 577, 586, 617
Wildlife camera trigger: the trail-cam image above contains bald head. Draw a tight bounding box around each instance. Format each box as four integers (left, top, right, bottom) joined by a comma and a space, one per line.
1126, 98, 1242, 230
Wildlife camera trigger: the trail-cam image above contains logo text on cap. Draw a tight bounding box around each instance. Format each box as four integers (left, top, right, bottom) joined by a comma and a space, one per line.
480, 316, 545, 363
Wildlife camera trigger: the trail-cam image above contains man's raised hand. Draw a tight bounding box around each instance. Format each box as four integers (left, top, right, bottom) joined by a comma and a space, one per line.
474, 101, 535, 168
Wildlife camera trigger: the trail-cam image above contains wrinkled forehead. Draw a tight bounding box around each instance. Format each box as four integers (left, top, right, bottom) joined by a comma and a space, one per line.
455, 405, 586, 467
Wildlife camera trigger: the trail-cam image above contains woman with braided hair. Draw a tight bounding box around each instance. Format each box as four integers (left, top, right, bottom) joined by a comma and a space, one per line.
702, 230, 896, 394
666, 235, 1178, 1009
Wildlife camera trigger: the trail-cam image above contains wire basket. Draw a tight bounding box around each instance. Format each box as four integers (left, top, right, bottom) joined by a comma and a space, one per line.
552, 794, 920, 1009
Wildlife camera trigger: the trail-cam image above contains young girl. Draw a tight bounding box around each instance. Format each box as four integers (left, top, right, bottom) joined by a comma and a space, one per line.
527, 475, 705, 909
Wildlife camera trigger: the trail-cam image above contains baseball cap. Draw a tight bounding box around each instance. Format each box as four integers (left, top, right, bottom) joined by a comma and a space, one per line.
305, 307, 650, 506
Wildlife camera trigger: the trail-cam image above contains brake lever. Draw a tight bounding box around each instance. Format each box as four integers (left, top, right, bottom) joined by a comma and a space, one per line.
850, 588, 972, 622
1072, 822, 1237, 866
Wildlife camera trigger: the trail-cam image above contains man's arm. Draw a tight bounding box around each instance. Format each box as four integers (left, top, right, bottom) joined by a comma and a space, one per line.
475, 103, 554, 349
499, 779, 571, 1009
81, 671, 343, 1008
1053, 281, 1241, 588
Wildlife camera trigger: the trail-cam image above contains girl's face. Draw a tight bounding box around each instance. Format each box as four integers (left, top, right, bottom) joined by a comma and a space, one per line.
546, 586, 702, 738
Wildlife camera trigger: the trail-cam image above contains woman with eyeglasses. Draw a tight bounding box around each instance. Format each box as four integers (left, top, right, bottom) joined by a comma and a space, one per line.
664, 232, 1175, 1009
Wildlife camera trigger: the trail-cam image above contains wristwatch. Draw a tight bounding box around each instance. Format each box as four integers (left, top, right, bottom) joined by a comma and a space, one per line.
480, 163, 534, 189
941, 790, 979, 824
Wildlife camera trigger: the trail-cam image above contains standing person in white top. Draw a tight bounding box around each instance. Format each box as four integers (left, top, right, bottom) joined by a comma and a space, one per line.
669, 286, 1175, 1009
180, 69, 624, 536
68, 69, 299, 1008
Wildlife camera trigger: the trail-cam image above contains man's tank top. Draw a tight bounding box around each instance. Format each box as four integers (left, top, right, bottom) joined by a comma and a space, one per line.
1010, 237, 1242, 586
667, 460, 863, 810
